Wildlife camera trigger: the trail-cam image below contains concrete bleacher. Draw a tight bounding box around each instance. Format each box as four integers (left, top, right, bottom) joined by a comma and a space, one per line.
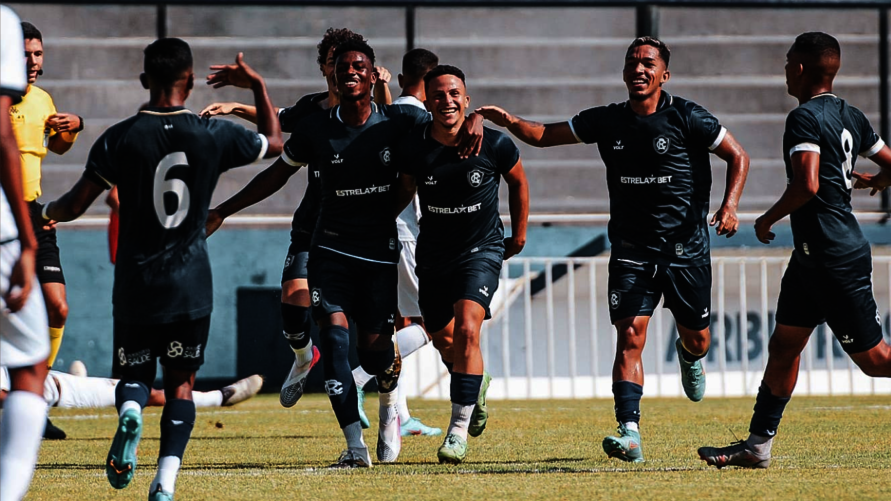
9, 3, 889, 215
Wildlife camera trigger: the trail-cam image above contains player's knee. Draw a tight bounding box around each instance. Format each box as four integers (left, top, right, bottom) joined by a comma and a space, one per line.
680, 330, 710, 355
357, 343, 395, 376
616, 324, 646, 352
280, 303, 309, 334
47, 299, 69, 326
431, 334, 452, 355
320, 325, 350, 357
453, 323, 480, 348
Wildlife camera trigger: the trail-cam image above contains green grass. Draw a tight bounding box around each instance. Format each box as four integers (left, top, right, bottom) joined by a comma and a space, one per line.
31, 394, 891, 500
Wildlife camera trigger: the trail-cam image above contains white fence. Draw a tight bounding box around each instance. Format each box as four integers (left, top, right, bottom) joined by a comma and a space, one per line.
401, 253, 891, 400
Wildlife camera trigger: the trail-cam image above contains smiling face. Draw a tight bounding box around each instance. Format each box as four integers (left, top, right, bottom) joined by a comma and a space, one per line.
24, 38, 43, 84
334, 50, 376, 102
622, 44, 669, 101
425, 74, 469, 129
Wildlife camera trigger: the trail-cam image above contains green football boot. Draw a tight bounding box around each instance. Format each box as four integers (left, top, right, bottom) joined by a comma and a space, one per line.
468, 371, 491, 438
675, 338, 706, 402
106, 408, 143, 489
437, 433, 468, 464
148, 484, 174, 501
356, 385, 370, 429
602, 424, 645, 463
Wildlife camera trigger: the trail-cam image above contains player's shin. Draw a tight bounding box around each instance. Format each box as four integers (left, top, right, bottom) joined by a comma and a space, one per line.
321, 325, 362, 430
115, 379, 150, 415
281, 303, 313, 363
151, 399, 196, 497
747, 381, 790, 455
612, 381, 643, 431
0, 391, 47, 501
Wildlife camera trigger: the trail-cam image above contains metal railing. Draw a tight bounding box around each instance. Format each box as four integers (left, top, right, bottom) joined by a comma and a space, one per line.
401, 254, 891, 400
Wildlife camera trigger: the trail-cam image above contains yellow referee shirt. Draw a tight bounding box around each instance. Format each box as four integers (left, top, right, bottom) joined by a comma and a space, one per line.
9, 84, 56, 202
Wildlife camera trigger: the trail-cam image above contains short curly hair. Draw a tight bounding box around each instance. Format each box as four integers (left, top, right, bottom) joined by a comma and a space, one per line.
317, 28, 367, 67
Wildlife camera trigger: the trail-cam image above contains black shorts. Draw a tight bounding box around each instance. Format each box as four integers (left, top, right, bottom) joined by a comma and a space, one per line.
28, 201, 65, 285
307, 247, 397, 333
776, 251, 883, 354
416, 251, 502, 333
607, 255, 711, 331
112, 315, 210, 380
281, 230, 311, 283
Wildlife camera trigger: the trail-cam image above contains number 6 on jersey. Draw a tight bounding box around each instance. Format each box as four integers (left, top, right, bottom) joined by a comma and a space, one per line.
153, 152, 190, 229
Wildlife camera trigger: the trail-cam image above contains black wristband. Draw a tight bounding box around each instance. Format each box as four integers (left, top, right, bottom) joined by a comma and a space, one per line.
72, 116, 84, 133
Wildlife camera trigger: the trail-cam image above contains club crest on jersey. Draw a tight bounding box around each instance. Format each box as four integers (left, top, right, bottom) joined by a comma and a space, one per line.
675, 243, 684, 256
467, 169, 484, 187
379, 147, 391, 166
653, 136, 670, 154
331, 153, 343, 165
609, 291, 621, 310
311, 288, 322, 307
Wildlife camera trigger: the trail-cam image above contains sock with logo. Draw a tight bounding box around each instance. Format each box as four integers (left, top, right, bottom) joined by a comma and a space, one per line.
152, 399, 195, 495
612, 381, 643, 425
748, 381, 790, 438
281, 303, 311, 354
47, 326, 65, 368
0, 391, 48, 501
322, 325, 360, 428
115, 379, 150, 415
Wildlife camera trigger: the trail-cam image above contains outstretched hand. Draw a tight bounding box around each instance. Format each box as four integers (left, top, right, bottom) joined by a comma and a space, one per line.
852, 170, 891, 196
207, 53, 262, 89
475, 105, 514, 128
200, 102, 239, 118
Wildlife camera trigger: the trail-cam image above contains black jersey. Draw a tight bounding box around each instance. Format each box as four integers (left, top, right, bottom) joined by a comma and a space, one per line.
396, 125, 520, 267
783, 94, 883, 266
84, 107, 266, 323
281, 103, 429, 263
279, 92, 326, 235
571, 92, 725, 266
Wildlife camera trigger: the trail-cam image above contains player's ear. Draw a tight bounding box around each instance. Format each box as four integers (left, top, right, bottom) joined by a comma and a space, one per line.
186, 71, 194, 92
398, 74, 404, 89
661, 69, 671, 85
464, 94, 471, 109
139, 73, 149, 90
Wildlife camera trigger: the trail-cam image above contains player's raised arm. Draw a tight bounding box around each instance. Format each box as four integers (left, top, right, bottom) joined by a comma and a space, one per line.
206, 53, 282, 158
503, 158, 529, 260
710, 131, 750, 238
207, 157, 303, 236
200, 102, 281, 124
755, 150, 820, 244
475, 105, 579, 148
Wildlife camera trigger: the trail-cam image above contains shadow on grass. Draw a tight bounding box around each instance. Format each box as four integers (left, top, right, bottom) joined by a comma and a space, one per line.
49, 435, 316, 442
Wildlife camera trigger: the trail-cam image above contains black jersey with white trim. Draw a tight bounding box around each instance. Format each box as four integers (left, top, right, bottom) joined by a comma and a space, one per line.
279, 92, 326, 234
570, 92, 725, 266
782, 94, 883, 266
282, 103, 430, 263
84, 107, 266, 323
395, 125, 519, 267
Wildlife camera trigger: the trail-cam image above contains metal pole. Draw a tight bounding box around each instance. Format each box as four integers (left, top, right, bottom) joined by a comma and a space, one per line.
879, 7, 889, 216
636, 4, 659, 39
406, 4, 416, 51
157, 4, 167, 39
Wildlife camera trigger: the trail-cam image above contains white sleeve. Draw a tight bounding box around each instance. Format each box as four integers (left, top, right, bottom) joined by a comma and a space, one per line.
0, 6, 26, 98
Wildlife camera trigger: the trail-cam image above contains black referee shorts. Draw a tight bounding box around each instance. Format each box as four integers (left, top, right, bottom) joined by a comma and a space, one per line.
307, 246, 397, 334
776, 251, 883, 354
607, 255, 712, 331
416, 251, 503, 334
27, 201, 65, 285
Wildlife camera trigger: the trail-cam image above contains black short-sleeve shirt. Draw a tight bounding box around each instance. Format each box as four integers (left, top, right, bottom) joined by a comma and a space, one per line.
782, 94, 884, 266
570, 92, 725, 266
395, 126, 520, 267
281, 103, 430, 263
278, 92, 326, 235
85, 107, 266, 323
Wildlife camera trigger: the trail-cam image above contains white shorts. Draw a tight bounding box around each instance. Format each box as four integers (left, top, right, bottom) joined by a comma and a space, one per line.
1, 240, 50, 369
397, 239, 422, 318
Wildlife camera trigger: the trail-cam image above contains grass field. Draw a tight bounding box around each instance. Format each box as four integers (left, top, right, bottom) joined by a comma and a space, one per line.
30, 394, 891, 501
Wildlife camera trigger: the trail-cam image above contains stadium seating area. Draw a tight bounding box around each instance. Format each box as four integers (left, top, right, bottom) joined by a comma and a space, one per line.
10, 3, 888, 215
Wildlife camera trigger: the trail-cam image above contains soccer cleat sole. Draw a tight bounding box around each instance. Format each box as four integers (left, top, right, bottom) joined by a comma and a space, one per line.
602, 436, 645, 463
105, 410, 142, 489
279, 346, 320, 408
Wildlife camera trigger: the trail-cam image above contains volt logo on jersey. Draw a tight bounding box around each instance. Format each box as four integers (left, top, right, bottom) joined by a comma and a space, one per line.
614, 140, 624, 150
331, 154, 343, 165
425, 175, 437, 186
653, 136, 670, 154
467, 169, 484, 187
